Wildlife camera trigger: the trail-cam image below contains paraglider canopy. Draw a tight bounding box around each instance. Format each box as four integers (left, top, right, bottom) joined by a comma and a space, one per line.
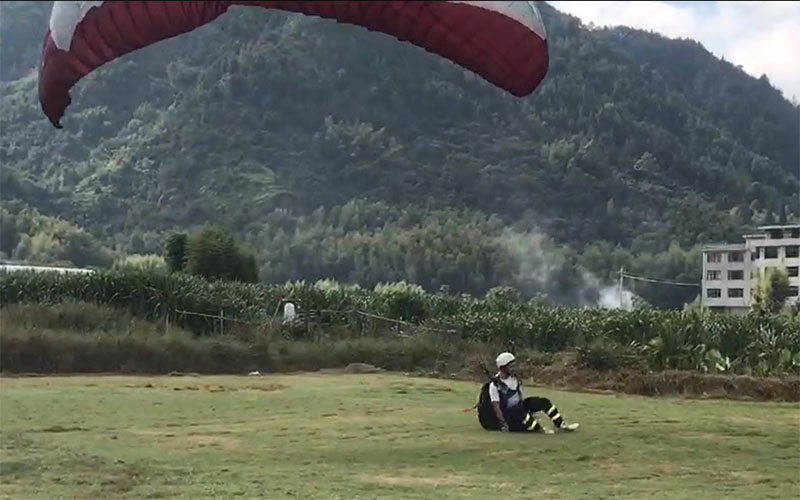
39, 1, 549, 128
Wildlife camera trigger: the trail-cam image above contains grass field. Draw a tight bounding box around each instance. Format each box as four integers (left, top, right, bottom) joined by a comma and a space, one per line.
1, 373, 798, 500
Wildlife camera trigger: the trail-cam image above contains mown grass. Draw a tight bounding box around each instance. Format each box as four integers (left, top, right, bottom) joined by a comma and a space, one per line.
0, 374, 798, 500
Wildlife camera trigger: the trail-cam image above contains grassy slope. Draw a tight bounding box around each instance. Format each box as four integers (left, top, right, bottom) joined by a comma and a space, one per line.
1, 374, 798, 500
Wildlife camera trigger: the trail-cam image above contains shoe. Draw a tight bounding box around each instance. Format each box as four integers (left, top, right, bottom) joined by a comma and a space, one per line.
559, 422, 579, 431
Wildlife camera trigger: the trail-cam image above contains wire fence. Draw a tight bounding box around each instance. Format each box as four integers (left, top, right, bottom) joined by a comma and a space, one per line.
165, 266, 708, 338
168, 304, 457, 340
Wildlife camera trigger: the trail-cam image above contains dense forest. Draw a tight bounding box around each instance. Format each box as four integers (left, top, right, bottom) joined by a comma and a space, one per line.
0, 1, 798, 309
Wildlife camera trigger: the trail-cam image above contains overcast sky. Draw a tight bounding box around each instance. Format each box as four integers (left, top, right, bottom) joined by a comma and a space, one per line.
549, 1, 799, 101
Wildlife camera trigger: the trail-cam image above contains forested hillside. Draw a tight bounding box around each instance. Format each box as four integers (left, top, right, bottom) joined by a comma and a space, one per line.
0, 1, 797, 308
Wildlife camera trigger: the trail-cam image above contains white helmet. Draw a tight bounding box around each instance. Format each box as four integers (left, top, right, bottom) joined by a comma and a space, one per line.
496, 352, 515, 368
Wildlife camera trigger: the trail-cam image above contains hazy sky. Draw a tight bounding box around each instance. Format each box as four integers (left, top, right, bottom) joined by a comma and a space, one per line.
549, 1, 800, 101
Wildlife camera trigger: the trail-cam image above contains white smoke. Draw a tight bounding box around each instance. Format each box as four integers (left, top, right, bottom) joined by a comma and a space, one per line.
496, 228, 635, 309
598, 285, 634, 311
580, 267, 635, 310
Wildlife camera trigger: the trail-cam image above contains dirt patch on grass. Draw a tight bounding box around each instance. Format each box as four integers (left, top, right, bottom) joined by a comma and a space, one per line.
241, 383, 286, 392
175, 434, 242, 451
199, 383, 287, 393
345, 363, 383, 374
725, 470, 766, 483
123, 383, 156, 389
149, 382, 287, 394
389, 381, 453, 395
167, 371, 201, 377
360, 472, 470, 487
128, 429, 165, 437
128, 429, 243, 451
489, 450, 518, 458
360, 472, 520, 491
35, 425, 91, 433
318, 363, 384, 375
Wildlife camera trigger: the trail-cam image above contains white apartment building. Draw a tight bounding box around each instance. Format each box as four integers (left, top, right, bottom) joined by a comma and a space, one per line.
701, 224, 800, 313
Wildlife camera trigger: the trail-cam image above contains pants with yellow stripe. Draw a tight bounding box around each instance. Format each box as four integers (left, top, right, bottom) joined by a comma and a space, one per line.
517, 397, 567, 432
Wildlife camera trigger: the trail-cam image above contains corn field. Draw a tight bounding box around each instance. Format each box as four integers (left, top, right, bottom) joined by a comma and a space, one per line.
1, 269, 798, 376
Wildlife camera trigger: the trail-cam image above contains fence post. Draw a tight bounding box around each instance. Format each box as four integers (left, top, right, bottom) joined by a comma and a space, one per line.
316, 310, 322, 343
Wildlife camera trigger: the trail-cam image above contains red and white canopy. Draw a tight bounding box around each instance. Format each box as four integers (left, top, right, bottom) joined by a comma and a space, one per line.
39, 1, 549, 128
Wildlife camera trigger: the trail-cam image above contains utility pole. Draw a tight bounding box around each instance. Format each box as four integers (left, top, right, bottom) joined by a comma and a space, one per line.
618, 267, 624, 309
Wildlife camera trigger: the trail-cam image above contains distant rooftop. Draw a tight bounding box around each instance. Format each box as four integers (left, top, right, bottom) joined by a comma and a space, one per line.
0, 263, 94, 274
702, 243, 746, 251
757, 224, 800, 231
701, 223, 799, 251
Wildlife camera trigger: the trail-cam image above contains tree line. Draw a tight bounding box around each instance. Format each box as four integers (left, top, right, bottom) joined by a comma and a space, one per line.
1, 1, 797, 311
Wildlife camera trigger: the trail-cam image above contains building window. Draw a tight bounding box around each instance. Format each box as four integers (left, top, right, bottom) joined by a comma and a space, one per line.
727, 288, 744, 298
728, 270, 744, 280
728, 252, 744, 262
786, 246, 799, 258
706, 270, 721, 280
791, 228, 799, 238
789, 286, 799, 297
789, 267, 799, 278
751, 251, 758, 261
768, 229, 783, 239
706, 252, 722, 263
706, 288, 721, 298
765, 247, 778, 259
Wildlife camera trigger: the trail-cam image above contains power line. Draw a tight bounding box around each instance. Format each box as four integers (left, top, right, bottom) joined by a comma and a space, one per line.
622, 272, 700, 287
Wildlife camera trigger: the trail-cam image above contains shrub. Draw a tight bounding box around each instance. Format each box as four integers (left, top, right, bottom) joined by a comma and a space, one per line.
113, 254, 167, 272
164, 233, 188, 272
374, 281, 427, 322
577, 339, 645, 371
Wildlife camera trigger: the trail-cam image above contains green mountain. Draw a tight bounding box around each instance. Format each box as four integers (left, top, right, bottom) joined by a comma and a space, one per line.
0, 1, 797, 308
